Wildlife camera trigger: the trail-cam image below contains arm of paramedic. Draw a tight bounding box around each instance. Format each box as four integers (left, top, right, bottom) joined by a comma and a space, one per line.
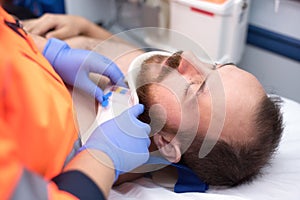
23, 14, 112, 40
33, 36, 126, 104
0, 131, 137, 199
0, 112, 91, 199
0, 105, 150, 199
31, 34, 143, 89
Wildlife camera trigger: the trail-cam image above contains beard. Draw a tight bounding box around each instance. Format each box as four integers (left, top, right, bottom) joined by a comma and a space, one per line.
139, 51, 183, 84
135, 51, 183, 131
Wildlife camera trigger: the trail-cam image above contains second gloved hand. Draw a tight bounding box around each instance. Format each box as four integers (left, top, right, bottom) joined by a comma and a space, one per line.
80, 104, 151, 180
43, 38, 126, 104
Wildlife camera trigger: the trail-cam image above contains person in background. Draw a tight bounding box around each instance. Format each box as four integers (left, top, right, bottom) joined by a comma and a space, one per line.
0, 3, 151, 199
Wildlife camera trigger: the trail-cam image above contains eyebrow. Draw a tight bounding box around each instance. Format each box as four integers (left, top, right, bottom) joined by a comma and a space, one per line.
198, 80, 206, 93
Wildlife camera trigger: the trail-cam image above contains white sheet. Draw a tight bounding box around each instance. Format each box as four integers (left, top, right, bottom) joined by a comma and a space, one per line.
108, 97, 300, 200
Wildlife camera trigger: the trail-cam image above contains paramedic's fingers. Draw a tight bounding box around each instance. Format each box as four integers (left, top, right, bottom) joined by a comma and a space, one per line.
22, 18, 35, 32
88, 54, 127, 88
79, 75, 104, 103
79, 104, 151, 181
23, 14, 83, 40
44, 14, 88, 39
42, 38, 125, 104
23, 14, 59, 37
29, 33, 48, 53
45, 26, 76, 39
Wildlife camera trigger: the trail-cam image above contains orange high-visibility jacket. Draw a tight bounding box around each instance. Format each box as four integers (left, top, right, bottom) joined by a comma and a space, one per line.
0, 7, 79, 199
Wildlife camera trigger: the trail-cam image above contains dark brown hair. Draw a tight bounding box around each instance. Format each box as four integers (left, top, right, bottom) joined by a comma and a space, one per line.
182, 96, 283, 186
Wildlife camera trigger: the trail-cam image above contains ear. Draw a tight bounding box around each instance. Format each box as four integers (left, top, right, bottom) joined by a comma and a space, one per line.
153, 132, 182, 163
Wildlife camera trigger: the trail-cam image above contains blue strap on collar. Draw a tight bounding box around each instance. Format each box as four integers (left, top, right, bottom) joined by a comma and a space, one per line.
171, 163, 208, 193
146, 156, 208, 193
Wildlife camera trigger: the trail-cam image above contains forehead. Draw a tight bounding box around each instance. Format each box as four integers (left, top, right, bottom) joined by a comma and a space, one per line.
214, 65, 266, 141
218, 65, 264, 93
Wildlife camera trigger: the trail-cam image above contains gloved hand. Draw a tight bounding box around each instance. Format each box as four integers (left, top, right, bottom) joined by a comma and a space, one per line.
43, 38, 126, 104
79, 104, 151, 181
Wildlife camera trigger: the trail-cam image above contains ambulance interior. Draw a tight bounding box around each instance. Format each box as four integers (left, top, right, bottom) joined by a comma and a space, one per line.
66, 0, 300, 199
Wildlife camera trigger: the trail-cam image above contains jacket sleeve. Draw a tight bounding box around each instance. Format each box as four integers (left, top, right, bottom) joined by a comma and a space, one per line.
0, 63, 105, 200
0, 119, 105, 200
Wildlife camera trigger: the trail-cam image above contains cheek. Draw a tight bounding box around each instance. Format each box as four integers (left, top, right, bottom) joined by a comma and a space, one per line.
197, 91, 212, 136
153, 87, 182, 129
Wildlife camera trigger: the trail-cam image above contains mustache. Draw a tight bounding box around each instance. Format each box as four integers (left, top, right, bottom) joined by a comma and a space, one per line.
164, 51, 183, 69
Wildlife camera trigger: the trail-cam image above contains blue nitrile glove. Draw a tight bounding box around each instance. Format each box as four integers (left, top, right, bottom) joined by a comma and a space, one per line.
79, 104, 151, 181
43, 38, 126, 104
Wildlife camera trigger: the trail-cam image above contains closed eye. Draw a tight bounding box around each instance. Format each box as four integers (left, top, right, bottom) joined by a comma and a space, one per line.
184, 83, 190, 95
196, 81, 206, 95
184, 80, 206, 96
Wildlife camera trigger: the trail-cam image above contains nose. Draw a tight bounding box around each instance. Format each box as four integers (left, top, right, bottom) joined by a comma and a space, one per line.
177, 57, 196, 75
177, 52, 213, 77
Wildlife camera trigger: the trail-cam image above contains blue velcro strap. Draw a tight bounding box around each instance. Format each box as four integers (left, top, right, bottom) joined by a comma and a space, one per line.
146, 156, 208, 193
171, 163, 208, 193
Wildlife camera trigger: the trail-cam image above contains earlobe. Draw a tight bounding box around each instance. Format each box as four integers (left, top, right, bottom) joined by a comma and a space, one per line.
153, 133, 182, 163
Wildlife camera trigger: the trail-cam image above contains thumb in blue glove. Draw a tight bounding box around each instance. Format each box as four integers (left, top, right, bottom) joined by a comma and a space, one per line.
79, 104, 151, 181
43, 38, 126, 104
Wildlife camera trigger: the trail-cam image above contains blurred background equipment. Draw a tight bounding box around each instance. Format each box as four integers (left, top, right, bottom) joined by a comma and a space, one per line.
66, 0, 249, 64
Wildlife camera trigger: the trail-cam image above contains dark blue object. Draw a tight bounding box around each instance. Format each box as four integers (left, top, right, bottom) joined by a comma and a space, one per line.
146, 156, 208, 193
102, 92, 112, 107
52, 170, 105, 200
247, 24, 300, 62
172, 163, 209, 193
13, 0, 65, 16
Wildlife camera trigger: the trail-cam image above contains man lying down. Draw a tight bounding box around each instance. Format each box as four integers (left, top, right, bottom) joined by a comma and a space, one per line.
115, 50, 284, 190
23, 14, 284, 192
